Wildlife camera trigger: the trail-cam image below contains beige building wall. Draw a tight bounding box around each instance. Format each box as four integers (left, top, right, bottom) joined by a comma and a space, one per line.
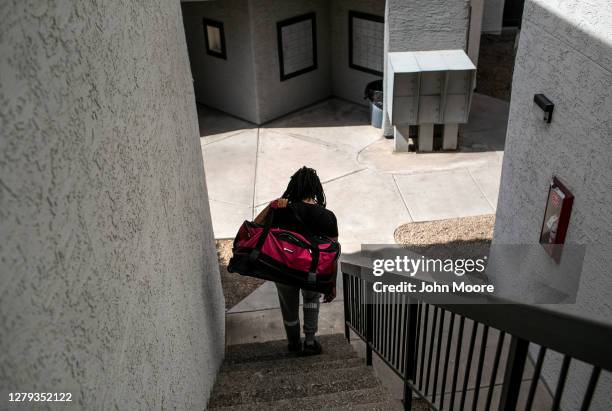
249, 0, 333, 124
0, 1, 225, 409
182, 0, 259, 123
482, 0, 506, 33
493, 0, 612, 408
330, 0, 385, 105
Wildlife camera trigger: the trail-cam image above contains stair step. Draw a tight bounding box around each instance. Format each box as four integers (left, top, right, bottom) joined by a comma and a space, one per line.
217, 357, 365, 387
224, 334, 351, 356
224, 334, 354, 365
211, 334, 406, 409
412, 399, 432, 411
209, 386, 391, 410
330, 398, 431, 411
221, 350, 358, 373
208, 365, 380, 408
329, 399, 405, 410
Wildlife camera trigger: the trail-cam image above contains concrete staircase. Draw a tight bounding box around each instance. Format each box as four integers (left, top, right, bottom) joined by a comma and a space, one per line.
208, 334, 405, 410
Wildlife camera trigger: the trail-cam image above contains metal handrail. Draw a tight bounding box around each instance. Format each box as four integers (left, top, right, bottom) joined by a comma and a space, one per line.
341, 259, 612, 411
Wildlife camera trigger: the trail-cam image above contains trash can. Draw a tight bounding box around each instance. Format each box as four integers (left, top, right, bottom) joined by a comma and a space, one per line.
364, 80, 383, 129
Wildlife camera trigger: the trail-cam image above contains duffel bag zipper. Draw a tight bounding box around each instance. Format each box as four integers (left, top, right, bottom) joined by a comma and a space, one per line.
274, 232, 312, 249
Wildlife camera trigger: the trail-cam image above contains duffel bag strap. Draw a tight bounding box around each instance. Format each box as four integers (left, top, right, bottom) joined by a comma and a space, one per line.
290, 205, 323, 283
250, 207, 275, 263
307, 247, 320, 284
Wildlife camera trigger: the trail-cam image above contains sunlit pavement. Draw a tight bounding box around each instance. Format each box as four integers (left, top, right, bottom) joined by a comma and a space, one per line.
201, 94, 507, 245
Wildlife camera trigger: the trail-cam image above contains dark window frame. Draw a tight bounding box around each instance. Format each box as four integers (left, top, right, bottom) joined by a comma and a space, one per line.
276, 12, 318, 81
348, 10, 384, 76
203, 18, 227, 60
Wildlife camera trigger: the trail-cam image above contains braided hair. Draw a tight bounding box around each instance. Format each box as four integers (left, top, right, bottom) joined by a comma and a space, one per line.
282, 166, 326, 208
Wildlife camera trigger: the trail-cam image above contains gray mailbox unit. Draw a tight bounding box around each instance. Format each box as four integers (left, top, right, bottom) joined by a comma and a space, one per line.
387, 50, 476, 152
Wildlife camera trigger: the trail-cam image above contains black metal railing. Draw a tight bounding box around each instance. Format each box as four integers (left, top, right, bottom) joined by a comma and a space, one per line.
341, 260, 612, 411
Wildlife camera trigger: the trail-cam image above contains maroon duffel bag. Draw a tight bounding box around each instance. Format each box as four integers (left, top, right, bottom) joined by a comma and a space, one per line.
228, 206, 340, 294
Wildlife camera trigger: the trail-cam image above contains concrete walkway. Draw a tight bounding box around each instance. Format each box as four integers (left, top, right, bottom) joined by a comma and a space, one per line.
201, 94, 507, 245
199, 94, 508, 344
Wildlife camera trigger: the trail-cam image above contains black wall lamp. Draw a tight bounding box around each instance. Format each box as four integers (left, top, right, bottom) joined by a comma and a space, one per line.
534, 94, 554, 123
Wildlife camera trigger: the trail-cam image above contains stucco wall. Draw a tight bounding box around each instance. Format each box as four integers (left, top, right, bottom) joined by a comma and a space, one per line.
183, 0, 331, 124
0, 1, 225, 409
330, 0, 385, 106
468, 0, 485, 65
250, 0, 332, 124
182, 0, 258, 123
493, 0, 612, 408
482, 0, 505, 33
382, 0, 471, 135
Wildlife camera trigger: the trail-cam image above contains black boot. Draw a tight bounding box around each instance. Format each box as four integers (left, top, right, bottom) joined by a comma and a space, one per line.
288, 337, 302, 353
302, 339, 322, 356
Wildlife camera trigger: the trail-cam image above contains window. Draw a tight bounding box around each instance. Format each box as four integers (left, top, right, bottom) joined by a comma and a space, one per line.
203, 18, 226, 59
349, 11, 384, 76
277, 13, 317, 81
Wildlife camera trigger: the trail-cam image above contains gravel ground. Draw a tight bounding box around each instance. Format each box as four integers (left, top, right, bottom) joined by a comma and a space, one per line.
394, 215, 495, 263
216, 239, 265, 309
394, 215, 494, 245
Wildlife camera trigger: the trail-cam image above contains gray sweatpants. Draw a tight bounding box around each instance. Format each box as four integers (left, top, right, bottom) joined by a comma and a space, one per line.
275, 282, 321, 342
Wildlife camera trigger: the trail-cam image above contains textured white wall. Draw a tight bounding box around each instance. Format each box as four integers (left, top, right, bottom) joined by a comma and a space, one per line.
482, 0, 505, 33
330, 0, 385, 106
0, 1, 225, 409
382, 0, 471, 135
468, 0, 485, 65
184, 0, 331, 124
182, 0, 259, 123
493, 0, 612, 408
250, 0, 332, 124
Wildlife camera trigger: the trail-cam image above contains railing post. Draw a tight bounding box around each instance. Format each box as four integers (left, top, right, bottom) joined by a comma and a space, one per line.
403, 300, 419, 411
499, 336, 529, 411
365, 279, 373, 366
342, 272, 350, 342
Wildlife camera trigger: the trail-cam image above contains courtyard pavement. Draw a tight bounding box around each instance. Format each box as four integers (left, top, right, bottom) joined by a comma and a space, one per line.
201, 94, 506, 246
199, 94, 508, 345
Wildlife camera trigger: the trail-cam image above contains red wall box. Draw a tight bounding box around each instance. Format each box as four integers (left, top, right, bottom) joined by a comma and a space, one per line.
539, 176, 574, 262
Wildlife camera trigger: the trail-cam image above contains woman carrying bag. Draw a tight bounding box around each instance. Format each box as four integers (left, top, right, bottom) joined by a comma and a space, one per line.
253, 167, 339, 355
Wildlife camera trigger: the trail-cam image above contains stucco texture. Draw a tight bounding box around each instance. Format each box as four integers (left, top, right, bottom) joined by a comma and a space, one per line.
493, 0, 612, 409
481, 0, 505, 33
182, 0, 332, 124
182, 0, 259, 123
250, 0, 333, 124
0, 1, 225, 409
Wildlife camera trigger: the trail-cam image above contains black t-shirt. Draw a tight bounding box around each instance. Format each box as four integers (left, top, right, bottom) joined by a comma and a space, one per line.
271, 202, 338, 239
